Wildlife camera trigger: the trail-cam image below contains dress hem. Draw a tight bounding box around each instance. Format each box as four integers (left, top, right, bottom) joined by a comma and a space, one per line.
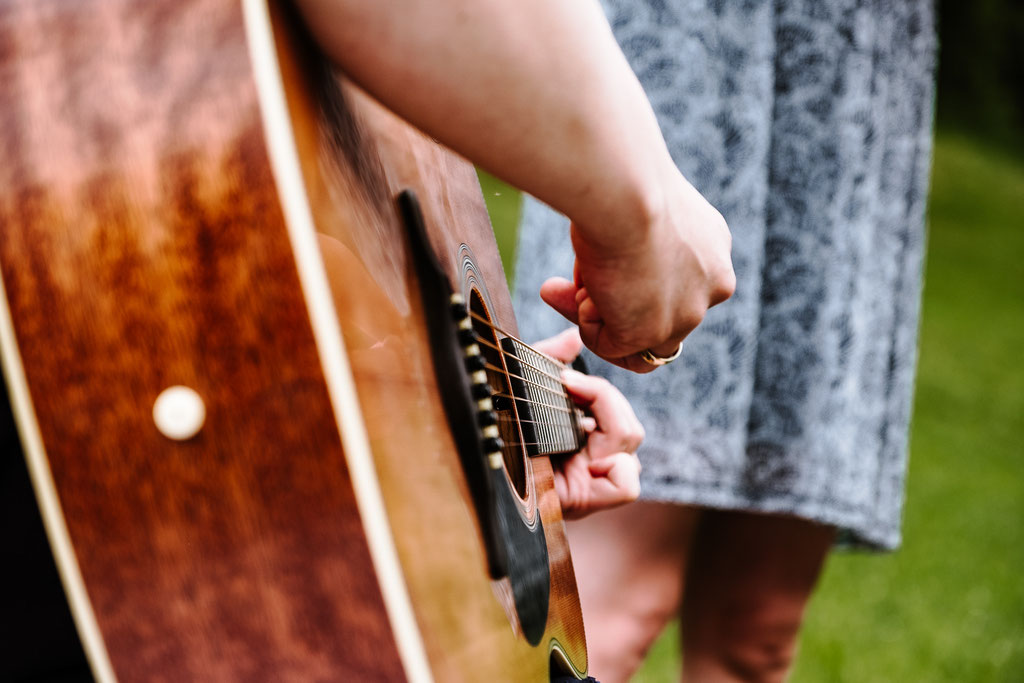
639, 478, 903, 551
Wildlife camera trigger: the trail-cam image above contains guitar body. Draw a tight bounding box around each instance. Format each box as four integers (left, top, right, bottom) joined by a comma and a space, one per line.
0, 0, 586, 681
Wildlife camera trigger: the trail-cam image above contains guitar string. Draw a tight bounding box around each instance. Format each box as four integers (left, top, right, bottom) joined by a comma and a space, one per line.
469, 329, 578, 412
463, 311, 589, 443
482, 361, 571, 401
470, 332, 567, 386
470, 331, 582, 439
473, 331, 582, 442
495, 442, 578, 450
495, 426, 577, 450
461, 309, 593, 459
495, 406, 580, 439
497, 414, 578, 432
490, 392, 575, 415
467, 310, 563, 364
497, 418, 580, 447
474, 339, 582, 447
482, 375, 575, 421
503, 416, 584, 429
467, 311, 571, 381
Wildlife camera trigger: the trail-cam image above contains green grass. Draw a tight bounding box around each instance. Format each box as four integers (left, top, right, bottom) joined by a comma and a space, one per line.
482, 130, 1024, 681
786, 132, 1024, 683
477, 169, 522, 284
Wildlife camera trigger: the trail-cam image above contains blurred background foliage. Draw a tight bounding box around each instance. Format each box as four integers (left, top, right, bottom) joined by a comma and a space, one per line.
936, 0, 1024, 150
479, 1, 1023, 679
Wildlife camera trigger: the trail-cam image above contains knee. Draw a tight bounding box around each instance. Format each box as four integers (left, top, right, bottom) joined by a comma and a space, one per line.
717, 612, 802, 683
688, 599, 808, 683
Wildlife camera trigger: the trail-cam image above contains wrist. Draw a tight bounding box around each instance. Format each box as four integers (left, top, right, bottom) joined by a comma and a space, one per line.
571, 155, 678, 257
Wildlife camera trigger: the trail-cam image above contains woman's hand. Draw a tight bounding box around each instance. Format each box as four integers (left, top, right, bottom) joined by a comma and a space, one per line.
295, 0, 734, 372
540, 166, 736, 374
533, 328, 644, 519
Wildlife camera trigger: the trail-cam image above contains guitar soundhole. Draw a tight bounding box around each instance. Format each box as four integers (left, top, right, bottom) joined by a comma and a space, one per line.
468, 289, 528, 501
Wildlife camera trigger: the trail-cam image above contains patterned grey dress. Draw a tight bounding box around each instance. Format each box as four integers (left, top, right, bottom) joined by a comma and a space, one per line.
514, 0, 936, 549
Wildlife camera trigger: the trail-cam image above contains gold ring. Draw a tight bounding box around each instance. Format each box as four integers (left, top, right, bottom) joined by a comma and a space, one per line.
639, 342, 684, 367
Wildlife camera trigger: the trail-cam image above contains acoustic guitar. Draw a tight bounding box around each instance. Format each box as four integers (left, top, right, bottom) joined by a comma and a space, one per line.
0, 0, 589, 680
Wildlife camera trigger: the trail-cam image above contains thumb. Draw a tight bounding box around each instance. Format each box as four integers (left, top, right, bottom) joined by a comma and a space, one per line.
539, 277, 581, 325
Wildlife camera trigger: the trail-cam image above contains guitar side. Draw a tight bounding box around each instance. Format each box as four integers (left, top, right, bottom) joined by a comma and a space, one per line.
265, 0, 588, 678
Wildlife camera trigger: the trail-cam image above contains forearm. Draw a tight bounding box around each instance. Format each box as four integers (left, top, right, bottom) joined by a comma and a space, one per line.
294, 0, 675, 248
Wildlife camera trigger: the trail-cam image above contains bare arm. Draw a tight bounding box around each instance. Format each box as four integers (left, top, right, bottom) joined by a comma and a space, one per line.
295, 0, 735, 370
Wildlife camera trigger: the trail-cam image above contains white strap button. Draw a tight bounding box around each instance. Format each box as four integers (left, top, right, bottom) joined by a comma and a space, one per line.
153, 385, 206, 441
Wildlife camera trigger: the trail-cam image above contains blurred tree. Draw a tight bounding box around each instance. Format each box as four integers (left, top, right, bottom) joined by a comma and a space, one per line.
937, 0, 1024, 146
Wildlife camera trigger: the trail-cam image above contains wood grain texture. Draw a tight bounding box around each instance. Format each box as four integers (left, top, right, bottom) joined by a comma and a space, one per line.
1, 0, 588, 678
0, 0, 403, 680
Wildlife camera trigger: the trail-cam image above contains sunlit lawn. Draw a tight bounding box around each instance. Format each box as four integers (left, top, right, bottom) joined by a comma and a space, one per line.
780, 132, 1024, 683
482, 129, 1024, 681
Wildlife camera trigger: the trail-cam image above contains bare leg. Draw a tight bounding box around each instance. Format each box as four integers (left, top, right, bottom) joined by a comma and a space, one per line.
681, 511, 835, 683
566, 501, 700, 683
